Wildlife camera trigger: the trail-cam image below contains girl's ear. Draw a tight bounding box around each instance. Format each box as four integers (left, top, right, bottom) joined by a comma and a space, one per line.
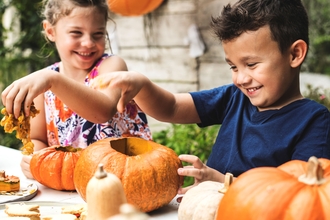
290, 39, 308, 68
43, 20, 55, 42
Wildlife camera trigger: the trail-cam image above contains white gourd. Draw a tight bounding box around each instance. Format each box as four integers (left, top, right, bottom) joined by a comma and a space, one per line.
86, 164, 127, 220
178, 173, 233, 220
107, 203, 150, 220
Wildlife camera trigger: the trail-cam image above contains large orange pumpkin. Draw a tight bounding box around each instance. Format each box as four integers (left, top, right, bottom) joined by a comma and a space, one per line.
217, 156, 330, 220
30, 146, 82, 191
74, 137, 183, 212
107, 0, 164, 16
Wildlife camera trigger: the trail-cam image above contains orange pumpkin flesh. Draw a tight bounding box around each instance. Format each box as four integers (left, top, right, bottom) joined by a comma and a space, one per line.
107, 0, 164, 16
0, 170, 20, 192
30, 146, 82, 191
74, 137, 183, 212
217, 157, 330, 220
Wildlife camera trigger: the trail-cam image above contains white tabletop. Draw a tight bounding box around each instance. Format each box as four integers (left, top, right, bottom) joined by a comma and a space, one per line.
0, 145, 179, 219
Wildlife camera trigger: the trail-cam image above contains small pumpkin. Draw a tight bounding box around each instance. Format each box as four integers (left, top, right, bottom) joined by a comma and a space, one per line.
86, 164, 127, 220
74, 137, 183, 212
217, 156, 330, 220
30, 145, 82, 191
107, 0, 164, 16
178, 173, 233, 220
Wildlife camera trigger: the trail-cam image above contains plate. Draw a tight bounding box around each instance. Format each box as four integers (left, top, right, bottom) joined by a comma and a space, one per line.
0, 201, 80, 218
0, 181, 38, 204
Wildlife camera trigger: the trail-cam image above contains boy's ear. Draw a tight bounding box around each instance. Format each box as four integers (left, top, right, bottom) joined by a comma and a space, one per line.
290, 39, 308, 68
43, 20, 55, 42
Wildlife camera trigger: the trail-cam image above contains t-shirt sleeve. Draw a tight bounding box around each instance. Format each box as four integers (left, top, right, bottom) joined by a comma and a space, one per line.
291, 106, 330, 160
189, 84, 240, 127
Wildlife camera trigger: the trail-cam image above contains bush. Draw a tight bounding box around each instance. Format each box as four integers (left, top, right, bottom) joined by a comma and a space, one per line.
303, 84, 330, 110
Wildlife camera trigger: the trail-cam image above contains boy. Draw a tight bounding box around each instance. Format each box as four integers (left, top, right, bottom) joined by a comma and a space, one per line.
92, 0, 330, 193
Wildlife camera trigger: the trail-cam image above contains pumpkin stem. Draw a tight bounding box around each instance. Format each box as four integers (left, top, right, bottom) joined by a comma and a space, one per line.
298, 156, 326, 185
219, 172, 233, 194
95, 164, 108, 179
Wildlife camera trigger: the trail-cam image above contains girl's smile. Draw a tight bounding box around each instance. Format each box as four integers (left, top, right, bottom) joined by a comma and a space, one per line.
44, 6, 107, 75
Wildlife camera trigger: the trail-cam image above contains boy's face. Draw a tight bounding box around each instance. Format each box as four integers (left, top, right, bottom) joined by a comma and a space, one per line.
223, 25, 301, 111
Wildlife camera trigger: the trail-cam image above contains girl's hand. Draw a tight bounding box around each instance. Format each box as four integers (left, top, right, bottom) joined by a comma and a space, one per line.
20, 155, 34, 179
177, 154, 225, 194
1, 69, 52, 118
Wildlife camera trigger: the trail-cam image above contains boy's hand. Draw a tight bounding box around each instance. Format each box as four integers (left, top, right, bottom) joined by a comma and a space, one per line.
177, 154, 225, 194
91, 71, 147, 113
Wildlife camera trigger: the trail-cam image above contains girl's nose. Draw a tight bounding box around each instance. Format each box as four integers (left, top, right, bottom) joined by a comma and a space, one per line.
81, 35, 96, 48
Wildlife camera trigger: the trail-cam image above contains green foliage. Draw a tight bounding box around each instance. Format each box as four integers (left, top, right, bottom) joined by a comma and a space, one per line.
303, 84, 330, 110
0, 0, 58, 89
152, 124, 220, 187
0, 0, 58, 149
302, 0, 330, 74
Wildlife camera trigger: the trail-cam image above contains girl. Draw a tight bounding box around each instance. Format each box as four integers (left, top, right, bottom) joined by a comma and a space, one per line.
1, 0, 152, 179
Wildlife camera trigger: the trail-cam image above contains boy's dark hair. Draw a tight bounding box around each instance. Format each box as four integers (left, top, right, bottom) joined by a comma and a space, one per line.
211, 0, 309, 54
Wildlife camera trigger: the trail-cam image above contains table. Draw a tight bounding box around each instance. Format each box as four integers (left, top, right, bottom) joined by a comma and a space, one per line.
0, 145, 179, 219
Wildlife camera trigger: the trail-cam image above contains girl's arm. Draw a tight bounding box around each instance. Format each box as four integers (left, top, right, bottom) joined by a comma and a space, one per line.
2, 56, 127, 124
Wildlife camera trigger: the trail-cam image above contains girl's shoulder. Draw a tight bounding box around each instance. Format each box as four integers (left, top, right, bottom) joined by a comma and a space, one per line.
88, 54, 114, 79
47, 62, 60, 72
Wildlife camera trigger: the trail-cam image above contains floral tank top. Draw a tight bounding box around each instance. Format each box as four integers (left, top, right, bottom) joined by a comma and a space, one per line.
44, 54, 152, 149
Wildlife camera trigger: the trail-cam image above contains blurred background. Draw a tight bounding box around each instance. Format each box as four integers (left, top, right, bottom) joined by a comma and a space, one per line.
1, 0, 329, 163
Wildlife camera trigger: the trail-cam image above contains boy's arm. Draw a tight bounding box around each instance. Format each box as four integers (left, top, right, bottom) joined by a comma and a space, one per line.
95, 71, 201, 124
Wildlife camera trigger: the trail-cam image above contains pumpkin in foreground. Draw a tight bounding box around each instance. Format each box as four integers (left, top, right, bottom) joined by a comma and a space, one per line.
30, 145, 82, 191
178, 173, 233, 220
217, 156, 330, 220
74, 137, 184, 212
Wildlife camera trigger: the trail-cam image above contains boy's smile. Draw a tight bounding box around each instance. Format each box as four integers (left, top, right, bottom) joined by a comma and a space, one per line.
223, 25, 302, 111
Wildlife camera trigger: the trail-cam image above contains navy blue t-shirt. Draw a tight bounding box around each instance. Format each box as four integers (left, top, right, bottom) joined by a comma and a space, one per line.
190, 84, 330, 177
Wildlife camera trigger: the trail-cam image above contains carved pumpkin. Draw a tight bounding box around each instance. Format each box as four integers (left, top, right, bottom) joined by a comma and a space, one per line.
30, 146, 82, 191
107, 0, 164, 16
178, 173, 233, 220
217, 156, 330, 220
74, 137, 183, 212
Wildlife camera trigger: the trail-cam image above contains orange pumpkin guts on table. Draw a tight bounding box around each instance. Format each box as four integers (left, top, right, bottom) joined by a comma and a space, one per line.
30, 146, 82, 191
217, 156, 330, 220
74, 137, 184, 212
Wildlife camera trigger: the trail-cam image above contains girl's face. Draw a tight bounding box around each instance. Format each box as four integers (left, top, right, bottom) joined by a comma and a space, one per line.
44, 6, 107, 73
223, 25, 301, 111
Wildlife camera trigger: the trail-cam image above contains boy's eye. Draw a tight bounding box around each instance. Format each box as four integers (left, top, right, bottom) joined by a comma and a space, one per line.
247, 63, 257, 67
229, 65, 237, 70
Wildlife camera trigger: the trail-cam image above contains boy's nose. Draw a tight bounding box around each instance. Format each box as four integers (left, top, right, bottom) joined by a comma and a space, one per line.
235, 70, 251, 86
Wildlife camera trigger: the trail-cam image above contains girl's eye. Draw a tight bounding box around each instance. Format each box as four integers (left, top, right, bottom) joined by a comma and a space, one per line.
70, 31, 82, 36
93, 32, 105, 40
